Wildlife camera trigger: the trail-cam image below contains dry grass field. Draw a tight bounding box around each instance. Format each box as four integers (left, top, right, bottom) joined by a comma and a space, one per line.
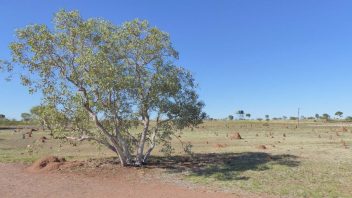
1, 120, 352, 197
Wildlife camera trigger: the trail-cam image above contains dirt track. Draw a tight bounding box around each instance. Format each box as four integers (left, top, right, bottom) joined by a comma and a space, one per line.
0, 163, 237, 198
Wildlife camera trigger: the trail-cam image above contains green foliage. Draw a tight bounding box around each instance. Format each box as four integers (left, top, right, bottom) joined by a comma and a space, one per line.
321, 113, 330, 120
30, 105, 68, 137
0, 119, 25, 126
335, 111, 343, 118
20, 113, 31, 122
315, 114, 320, 119
228, 115, 234, 120
345, 116, 352, 121
265, 115, 270, 121
0, 60, 12, 81
236, 110, 245, 120
6, 10, 205, 166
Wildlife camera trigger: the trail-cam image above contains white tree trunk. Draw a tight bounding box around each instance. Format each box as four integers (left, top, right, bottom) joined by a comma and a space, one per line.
135, 118, 149, 165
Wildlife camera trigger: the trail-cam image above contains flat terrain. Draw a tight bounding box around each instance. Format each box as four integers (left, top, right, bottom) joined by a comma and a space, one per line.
1, 120, 352, 197
0, 163, 238, 198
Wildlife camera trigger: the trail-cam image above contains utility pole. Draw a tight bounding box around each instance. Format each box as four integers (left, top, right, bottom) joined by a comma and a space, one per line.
297, 107, 300, 127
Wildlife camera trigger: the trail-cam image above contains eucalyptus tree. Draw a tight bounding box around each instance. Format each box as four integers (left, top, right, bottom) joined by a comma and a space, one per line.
321, 113, 330, 121
6, 10, 205, 166
335, 111, 343, 119
265, 114, 270, 121
236, 110, 245, 120
228, 115, 234, 120
21, 113, 32, 122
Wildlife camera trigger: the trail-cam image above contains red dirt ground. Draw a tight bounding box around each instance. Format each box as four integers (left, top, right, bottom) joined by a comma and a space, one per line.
0, 163, 239, 198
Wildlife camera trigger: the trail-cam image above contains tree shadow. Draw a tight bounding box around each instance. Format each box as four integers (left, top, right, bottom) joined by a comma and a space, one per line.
0, 127, 17, 130
146, 152, 300, 181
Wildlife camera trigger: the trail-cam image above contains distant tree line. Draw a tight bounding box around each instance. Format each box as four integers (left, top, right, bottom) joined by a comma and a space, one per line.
226, 110, 350, 122
227, 110, 251, 120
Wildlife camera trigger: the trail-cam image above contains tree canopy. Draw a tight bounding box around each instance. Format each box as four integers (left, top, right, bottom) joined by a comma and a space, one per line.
335, 111, 343, 118
6, 10, 205, 166
321, 113, 330, 120
21, 113, 32, 122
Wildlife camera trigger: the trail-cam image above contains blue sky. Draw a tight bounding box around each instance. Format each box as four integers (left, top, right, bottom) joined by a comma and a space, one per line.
1, 0, 352, 119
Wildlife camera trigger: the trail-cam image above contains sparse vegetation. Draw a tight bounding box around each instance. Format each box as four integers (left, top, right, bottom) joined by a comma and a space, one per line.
1, 3, 352, 198
1, 120, 351, 197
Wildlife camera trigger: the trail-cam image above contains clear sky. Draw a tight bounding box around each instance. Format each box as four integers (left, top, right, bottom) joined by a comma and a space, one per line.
1, 0, 352, 120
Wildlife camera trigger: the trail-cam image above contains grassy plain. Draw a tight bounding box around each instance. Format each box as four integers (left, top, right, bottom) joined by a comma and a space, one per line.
0, 120, 351, 197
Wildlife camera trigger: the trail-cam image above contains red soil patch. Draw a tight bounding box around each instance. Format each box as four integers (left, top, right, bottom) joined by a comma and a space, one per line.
27, 156, 84, 173
341, 140, 348, 149
342, 127, 348, 132
230, 132, 242, 140
215, 144, 228, 148
0, 163, 242, 198
256, 145, 267, 150
27, 156, 66, 172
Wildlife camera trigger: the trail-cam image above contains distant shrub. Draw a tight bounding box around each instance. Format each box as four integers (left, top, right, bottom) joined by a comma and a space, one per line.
289, 117, 297, 120
0, 119, 28, 126
345, 116, 352, 122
